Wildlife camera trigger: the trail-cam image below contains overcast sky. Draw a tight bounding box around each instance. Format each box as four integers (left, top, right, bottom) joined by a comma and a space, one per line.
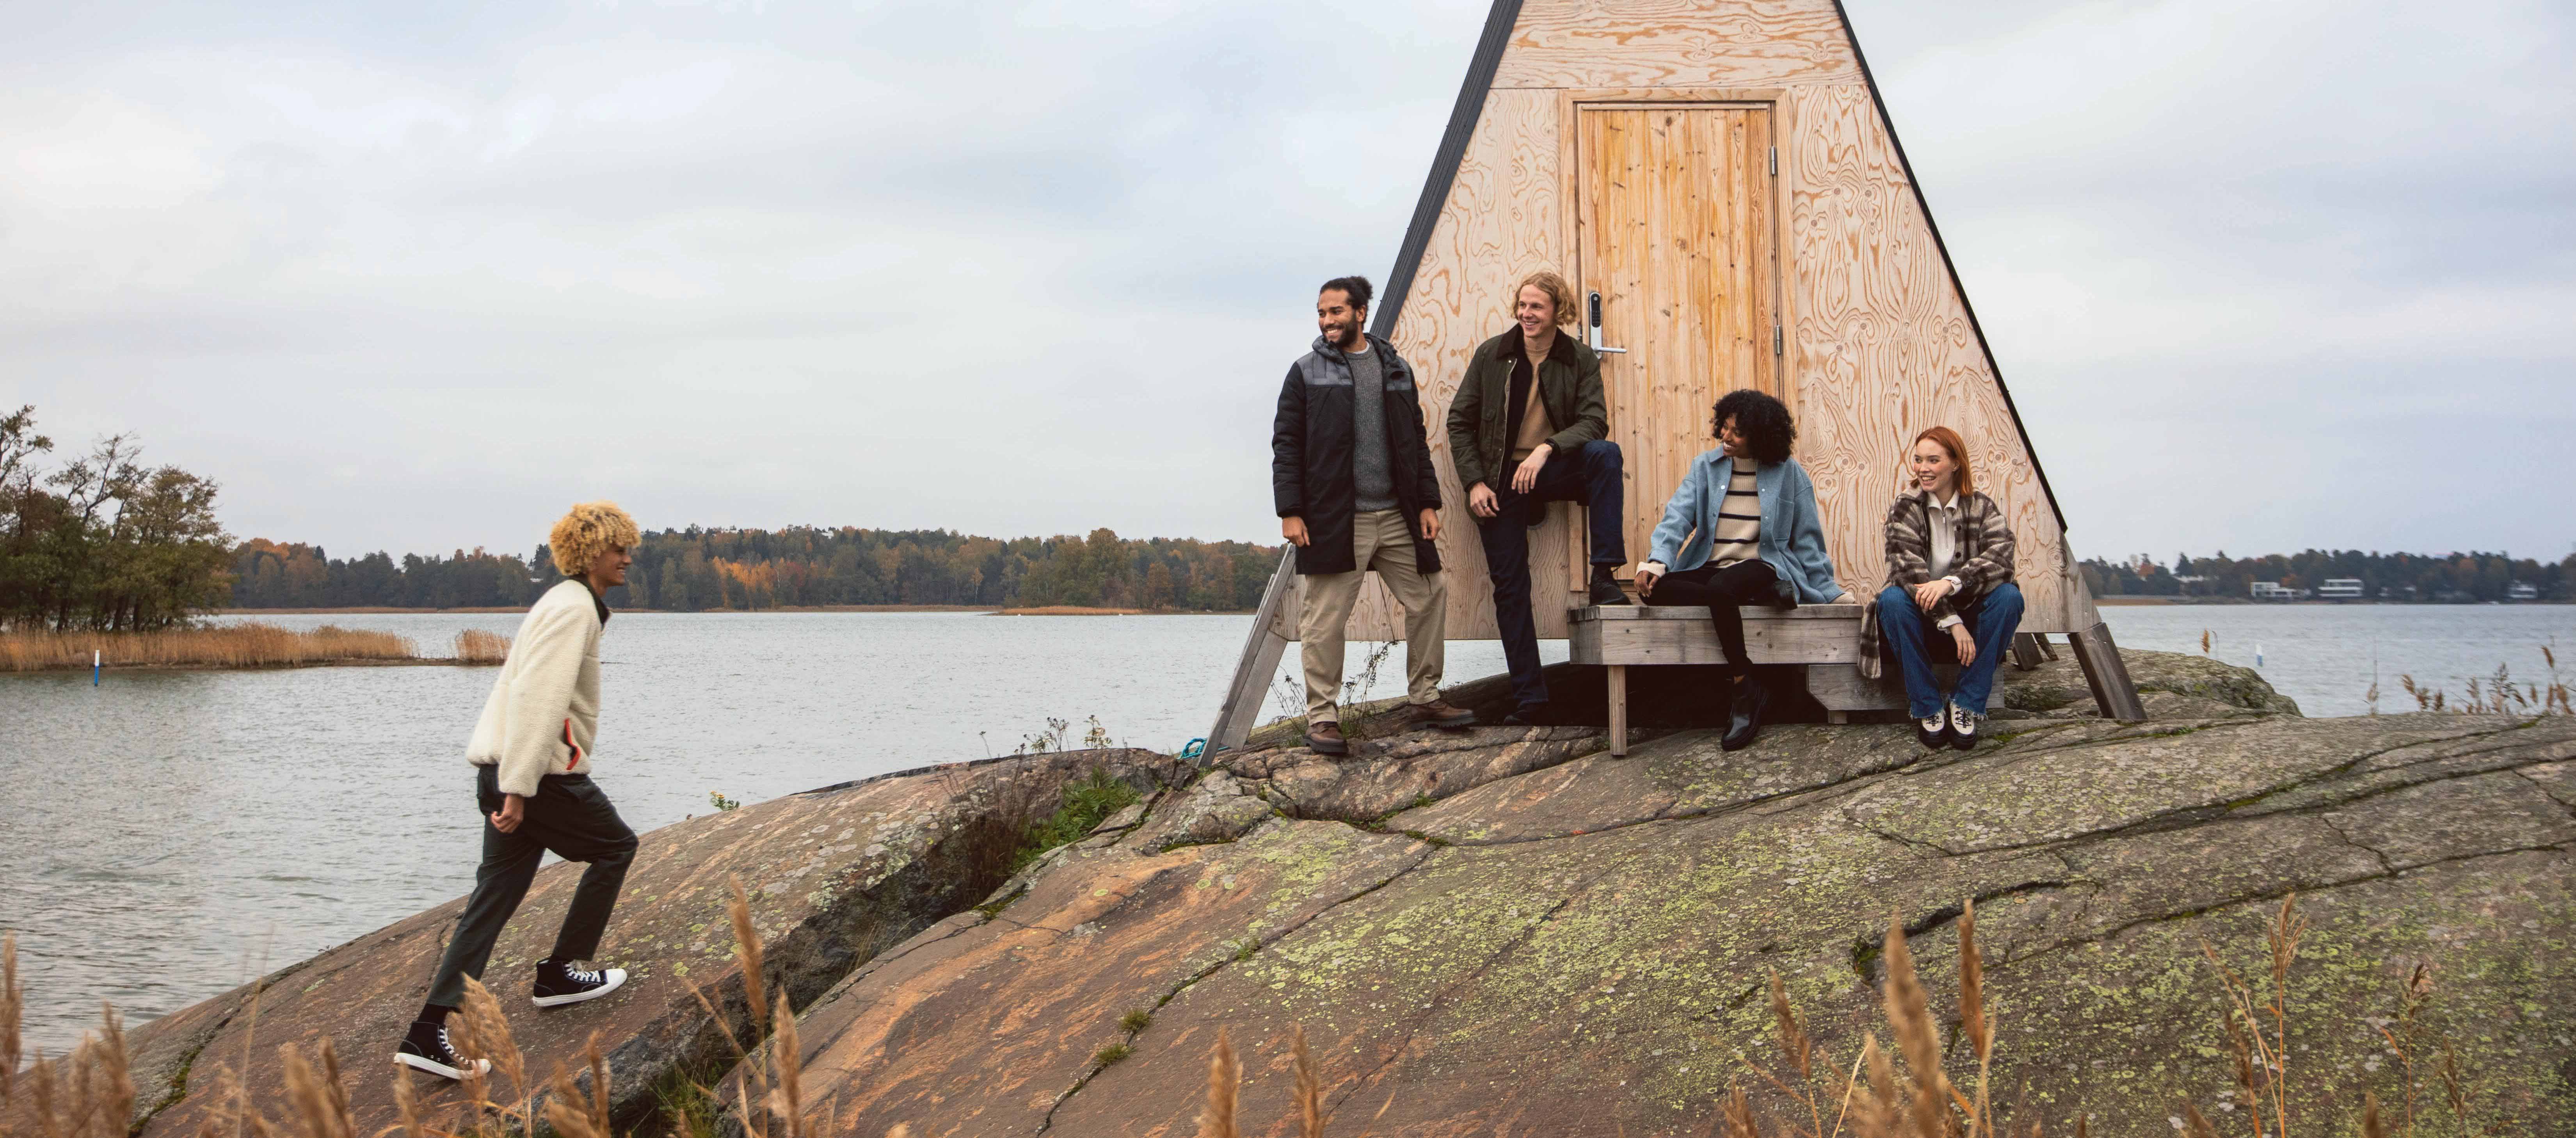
6, 0, 2570, 565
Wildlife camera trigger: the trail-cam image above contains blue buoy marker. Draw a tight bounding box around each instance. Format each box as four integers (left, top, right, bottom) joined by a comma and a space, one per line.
93, 648, 101, 686
2256, 643, 2264, 669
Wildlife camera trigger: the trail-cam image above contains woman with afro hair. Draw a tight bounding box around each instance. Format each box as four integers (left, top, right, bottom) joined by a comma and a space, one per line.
1634, 389, 1853, 750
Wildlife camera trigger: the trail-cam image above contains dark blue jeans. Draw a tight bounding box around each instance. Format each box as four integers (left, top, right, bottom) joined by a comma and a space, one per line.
1877, 581, 2025, 717
1474, 440, 1628, 709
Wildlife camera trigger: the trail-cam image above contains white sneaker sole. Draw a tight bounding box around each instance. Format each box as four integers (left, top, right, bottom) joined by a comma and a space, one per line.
395, 1051, 491, 1081
532, 967, 628, 1008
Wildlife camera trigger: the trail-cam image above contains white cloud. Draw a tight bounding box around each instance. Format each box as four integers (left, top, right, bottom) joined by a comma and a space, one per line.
3, 0, 2569, 563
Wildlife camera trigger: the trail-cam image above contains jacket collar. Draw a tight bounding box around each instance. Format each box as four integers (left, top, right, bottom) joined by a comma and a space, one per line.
1311, 332, 1392, 364
1500, 327, 1579, 365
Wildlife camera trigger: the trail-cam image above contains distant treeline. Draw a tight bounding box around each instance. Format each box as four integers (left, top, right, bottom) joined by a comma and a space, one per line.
2, 407, 231, 632
228, 527, 1282, 612
2083, 550, 2572, 602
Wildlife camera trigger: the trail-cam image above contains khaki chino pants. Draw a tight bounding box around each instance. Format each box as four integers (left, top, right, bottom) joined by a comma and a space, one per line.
1299, 509, 1446, 722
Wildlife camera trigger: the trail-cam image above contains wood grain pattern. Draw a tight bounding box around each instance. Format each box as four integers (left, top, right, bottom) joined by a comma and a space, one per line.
1786, 83, 2075, 630
1497, 0, 1860, 89
1577, 105, 1777, 573
1323, 88, 1572, 643
1569, 605, 1861, 664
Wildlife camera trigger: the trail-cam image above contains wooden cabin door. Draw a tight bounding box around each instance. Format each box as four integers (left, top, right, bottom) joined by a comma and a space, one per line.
1576, 105, 1779, 577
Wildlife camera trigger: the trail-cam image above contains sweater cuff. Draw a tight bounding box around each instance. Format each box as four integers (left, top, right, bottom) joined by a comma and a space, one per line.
1936, 614, 1964, 631
1639, 560, 1667, 577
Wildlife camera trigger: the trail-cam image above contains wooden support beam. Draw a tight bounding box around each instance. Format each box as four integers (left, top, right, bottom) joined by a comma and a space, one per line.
2067, 621, 2148, 721
2037, 633, 2060, 662
1606, 664, 1628, 756
2010, 632, 2046, 671
1205, 550, 1299, 759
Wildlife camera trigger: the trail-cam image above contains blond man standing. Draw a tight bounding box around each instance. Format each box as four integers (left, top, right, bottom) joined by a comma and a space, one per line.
1273, 276, 1475, 755
397, 502, 642, 1080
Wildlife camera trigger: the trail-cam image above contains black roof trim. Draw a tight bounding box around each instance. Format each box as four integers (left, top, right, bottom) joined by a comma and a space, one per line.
1828, 0, 2068, 532
1370, 0, 1525, 340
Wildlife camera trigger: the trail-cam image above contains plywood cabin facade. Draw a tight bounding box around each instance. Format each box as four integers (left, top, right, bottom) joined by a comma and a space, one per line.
1209, 0, 2142, 747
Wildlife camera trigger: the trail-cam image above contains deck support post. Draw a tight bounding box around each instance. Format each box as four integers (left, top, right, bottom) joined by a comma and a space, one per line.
1205, 551, 1300, 760
1605, 664, 1628, 756
2067, 621, 2148, 721
2010, 632, 2047, 670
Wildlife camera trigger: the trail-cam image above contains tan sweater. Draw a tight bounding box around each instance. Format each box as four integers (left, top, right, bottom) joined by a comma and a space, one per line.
466, 579, 604, 796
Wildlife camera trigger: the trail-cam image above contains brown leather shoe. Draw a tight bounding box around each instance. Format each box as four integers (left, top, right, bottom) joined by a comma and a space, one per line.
1410, 699, 1477, 730
1303, 720, 1349, 755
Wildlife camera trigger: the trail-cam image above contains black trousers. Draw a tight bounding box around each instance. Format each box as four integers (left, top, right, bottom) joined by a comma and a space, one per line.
1642, 559, 1780, 680
425, 765, 638, 1007
1473, 439, 1629, 708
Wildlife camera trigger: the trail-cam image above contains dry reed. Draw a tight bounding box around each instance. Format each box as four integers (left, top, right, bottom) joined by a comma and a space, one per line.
1195, 1028, 1240, 1138
0, 624, 417, 672
452, 630, 510, 665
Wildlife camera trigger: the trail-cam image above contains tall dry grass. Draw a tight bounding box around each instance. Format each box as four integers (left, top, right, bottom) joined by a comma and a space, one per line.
2388, 645, 2572, 716
452, 630, 510, 665
0, 624, 419, 673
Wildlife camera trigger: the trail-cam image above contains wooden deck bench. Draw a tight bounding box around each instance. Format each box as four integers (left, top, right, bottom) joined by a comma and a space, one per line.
1570, 603, 2045, 755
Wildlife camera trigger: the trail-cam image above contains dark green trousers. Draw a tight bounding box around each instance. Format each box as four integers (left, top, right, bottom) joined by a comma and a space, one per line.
425, 766, 637, 1007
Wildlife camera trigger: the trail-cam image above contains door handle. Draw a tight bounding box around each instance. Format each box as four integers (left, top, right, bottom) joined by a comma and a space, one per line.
1586, 291, 1627, 354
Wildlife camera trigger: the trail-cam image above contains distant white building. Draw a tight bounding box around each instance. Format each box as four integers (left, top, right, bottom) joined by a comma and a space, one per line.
2250, 581, 2301, 601
2508, 581, 2540, 601
2318, 578, 2364, 600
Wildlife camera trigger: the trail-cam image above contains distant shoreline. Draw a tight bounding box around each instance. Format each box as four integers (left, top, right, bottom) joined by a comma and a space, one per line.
2095, 597, 2569, 606
215, 605, 1259, 616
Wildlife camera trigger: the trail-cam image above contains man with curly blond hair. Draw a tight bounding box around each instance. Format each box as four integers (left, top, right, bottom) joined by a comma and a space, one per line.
398, 501, 642, 1080
1445, 270, 1629, 723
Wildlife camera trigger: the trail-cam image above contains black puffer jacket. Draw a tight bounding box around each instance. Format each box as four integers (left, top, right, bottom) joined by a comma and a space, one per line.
1271, 334, 1443, 576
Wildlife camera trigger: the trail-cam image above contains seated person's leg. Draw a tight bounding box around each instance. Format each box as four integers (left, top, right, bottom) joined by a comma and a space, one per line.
1876, 585, 1946, 721
1525, 441, 1629, 600
1950, 583, 2025, 715
1699, 560, 1778, 679
1474, 493, 1547, 711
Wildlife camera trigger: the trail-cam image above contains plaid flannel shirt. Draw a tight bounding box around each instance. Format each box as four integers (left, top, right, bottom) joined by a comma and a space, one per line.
1858, 489, 2016, 678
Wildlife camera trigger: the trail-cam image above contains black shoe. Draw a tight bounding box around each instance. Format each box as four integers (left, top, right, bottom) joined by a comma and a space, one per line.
1499, 702, 1547, 726
1721, 678, 1769, 751
396, 1020, 491, 1081
533, 960, 629, 1008
1947, 701, 1980, 752
1586, 578, 1631, 606
1914, 712, 1950, 751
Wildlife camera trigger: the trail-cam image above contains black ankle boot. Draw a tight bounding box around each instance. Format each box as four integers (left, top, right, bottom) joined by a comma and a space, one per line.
1722, 676, 1768, 751
1587, 566, 1631, 606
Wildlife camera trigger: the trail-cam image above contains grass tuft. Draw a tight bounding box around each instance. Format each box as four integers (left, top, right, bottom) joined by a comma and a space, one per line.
1090, 1043, 1132, 1068
1118, 1008, 1152, 1033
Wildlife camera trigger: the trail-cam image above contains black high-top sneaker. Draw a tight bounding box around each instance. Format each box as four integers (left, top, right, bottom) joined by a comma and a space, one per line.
533, 960, 629, 1008
396, 1019, 491, 1081
1915, 708, 1950, 750
1947, 699, 1980, 752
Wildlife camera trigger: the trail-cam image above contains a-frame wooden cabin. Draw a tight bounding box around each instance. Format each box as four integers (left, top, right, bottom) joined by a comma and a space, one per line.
1211, 0, 2143, 749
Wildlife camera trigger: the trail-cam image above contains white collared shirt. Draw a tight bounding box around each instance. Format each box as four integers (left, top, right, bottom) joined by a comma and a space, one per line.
1926, 492, 1964, 629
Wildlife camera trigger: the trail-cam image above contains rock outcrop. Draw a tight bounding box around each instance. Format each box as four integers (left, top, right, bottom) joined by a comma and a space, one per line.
114, 749, 1189, 1138
107, 651, 2576, 1138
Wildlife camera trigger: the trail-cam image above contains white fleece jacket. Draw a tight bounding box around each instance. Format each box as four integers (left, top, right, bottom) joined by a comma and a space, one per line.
466, 579, 604, 796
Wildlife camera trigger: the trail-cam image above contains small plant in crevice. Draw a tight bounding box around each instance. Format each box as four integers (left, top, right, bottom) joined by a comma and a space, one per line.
1007, 769, 1144, 875
1089, 1042, 1132, 1068
1119, 1008, 1153, 1033
709, 790, 743, 812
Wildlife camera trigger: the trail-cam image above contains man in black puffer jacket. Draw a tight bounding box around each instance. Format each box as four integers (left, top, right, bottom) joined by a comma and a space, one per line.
1273, 275, 1475, 755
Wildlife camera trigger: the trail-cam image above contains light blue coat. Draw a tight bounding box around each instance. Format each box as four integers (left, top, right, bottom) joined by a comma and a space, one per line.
1647, 450, 1847, 603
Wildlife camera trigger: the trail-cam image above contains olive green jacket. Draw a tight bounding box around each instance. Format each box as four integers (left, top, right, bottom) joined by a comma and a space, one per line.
1443, 329, 1609, 492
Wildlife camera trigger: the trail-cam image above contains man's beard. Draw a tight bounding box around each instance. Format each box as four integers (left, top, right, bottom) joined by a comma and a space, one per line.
1331, 321, 1362, 349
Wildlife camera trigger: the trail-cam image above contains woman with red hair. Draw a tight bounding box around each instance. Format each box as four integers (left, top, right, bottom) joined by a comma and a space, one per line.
1875, 427, 2022, 750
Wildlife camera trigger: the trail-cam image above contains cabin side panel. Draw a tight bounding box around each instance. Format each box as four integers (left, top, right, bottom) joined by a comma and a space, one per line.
1785, 83, 2073, 630
1321, 86, 1570, 644
1495, 0, 1860, 89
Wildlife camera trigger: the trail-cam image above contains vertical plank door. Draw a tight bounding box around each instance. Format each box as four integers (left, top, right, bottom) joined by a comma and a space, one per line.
1576, 106, 1778, 574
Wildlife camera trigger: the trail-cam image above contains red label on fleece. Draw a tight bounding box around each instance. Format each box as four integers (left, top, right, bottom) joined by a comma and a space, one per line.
563, 717, 581, 769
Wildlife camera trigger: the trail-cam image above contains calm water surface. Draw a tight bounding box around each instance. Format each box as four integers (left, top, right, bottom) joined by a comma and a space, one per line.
1, 605, 2564, 1053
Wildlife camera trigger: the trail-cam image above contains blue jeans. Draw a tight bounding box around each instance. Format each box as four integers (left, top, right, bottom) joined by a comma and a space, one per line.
1474, 440, 1628, 709
1876, 582, 2024, 718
